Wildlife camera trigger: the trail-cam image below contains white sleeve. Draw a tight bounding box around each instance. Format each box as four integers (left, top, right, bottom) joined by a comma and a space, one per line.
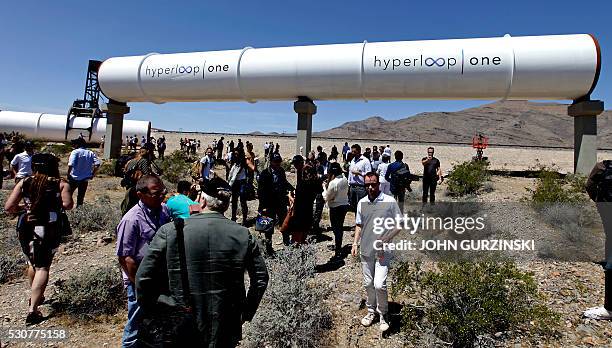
363, 160, 372, 174
355, 198, 362, 225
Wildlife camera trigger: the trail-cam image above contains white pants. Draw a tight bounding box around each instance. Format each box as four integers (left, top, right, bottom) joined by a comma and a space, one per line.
379, 182, 391, 195
361, 254, 389, 315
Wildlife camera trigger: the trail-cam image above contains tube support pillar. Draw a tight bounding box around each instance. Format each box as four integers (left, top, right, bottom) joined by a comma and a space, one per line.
568, 100, 603, 175
102, 100, 130, 159
294, 97, 316, 156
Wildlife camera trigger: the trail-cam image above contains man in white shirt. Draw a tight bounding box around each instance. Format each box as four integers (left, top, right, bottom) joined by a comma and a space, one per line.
348, 144, 372, 212
10, 141, 34, 183
199, 147, 215, 183
351, 172, 401, 333
68, 138, 101, 206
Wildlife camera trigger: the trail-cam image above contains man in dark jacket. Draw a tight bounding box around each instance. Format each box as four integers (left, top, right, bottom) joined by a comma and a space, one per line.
584, 160, 612, 320
136, 177, 269, 346
258, 153, 293, 249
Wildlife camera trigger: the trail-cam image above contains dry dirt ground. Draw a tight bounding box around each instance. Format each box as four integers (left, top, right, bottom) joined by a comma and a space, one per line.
154, 131, 612, 174
1, 141, 612, 347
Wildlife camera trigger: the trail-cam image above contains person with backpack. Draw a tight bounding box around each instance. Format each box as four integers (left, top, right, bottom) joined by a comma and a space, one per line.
421, 147, 443, 204
385, 150, 411, 212
67, 138, 100, 207
120, 147, 162, 216
4, 153, 74, 325
584, 160, 612, 320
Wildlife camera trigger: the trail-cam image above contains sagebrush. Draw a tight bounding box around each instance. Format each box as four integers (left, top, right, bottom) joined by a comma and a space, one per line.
446, 160, 490, 196
527, 167, 587, 205
52, 266, 125, 320
156, 150, 194, 184
243, 244, 333, 348
392, 261, 559, 347
67, 196, 121, 234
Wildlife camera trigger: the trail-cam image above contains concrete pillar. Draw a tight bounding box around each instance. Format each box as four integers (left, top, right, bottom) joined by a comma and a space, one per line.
568, 100, 604, 175
101, 100, 130, 159
294, 97, 317, 156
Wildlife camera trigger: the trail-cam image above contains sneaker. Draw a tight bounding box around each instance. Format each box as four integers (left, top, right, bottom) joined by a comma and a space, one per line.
379, 314, 390, 332
361, 312, 376, 327
25, 311, 44, 326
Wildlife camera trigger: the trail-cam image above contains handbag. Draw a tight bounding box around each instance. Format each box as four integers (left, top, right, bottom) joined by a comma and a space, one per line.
138, 219, 199, 347
255, 215, 274, 233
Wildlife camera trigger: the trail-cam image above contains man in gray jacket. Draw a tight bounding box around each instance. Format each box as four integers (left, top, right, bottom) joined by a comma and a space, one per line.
136, 177, 269, 346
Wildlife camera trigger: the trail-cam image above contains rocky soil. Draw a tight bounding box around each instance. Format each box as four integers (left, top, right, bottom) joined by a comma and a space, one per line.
1, 146, 611, 347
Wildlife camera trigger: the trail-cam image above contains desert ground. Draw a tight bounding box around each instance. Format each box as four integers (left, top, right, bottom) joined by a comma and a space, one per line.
1, 134, 612, 347
155, 131, 612, 174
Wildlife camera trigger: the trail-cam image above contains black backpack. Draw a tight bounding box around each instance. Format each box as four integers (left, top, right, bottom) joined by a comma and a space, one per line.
115, 154, 135, 178
598, 160, 612, 202
390, 163, 411, 190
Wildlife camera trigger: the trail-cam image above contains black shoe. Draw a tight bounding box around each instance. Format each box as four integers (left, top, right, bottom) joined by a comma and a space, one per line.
25, 311, 44, 325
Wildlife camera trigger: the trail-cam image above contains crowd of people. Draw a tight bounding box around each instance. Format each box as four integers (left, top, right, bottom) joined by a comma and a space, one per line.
2, 132, 611, 346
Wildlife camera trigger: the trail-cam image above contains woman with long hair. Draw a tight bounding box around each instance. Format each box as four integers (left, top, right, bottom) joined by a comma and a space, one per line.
4, 153, 73, 324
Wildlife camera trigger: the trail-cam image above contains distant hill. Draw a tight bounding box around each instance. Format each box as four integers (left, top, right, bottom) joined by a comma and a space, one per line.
314, 101, 612, 148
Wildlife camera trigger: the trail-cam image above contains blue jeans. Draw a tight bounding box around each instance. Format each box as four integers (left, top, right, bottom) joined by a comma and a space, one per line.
122, 282, 141, 348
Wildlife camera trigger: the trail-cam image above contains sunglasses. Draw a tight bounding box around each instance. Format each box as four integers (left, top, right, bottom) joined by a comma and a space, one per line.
364, 182, 379, 188
143, 188, 168, 198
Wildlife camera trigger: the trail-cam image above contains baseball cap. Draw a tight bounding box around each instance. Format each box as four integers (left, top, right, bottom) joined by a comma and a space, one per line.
271, 153, 282, 162
201, 176, 231, 198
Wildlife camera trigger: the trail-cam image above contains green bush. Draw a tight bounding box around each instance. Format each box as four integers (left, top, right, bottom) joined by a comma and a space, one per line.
446, 160, 490, 196
52, 266, 125, 320
527, 167, 586, 204
243, 244, 333, 348
392, 261, 559, 347
97, 159, 116, 176
67, 196, 121, 234
156, 150, 194, 184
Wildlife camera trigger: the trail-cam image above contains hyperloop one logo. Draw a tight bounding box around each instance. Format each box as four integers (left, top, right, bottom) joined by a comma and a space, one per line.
373, 51, 502, 74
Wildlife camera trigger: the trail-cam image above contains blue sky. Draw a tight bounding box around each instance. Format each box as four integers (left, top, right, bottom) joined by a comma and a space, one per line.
0, 0, 609, 133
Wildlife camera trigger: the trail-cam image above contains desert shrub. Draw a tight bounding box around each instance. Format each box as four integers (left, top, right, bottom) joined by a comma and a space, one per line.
527, 167, 586, 205
41, 143, 73, 156
280, 159, 292, 172
538, 203, 593, 243
0, 220, 26, 283
67, 195, 121, 234
97, 159, 117, 176
446, 160, 490, 196
52, 266, 125, 320
392, 261, 558, 347
156, 150, 193, 184
243, 244, 333, 348
0, 255, 25, 283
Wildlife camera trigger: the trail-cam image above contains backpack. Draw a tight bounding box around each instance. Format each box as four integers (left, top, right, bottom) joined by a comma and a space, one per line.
115, 154, 135, 177
121, 158, 144, 188
190, 160, 201, 180
390, 163, 411, 191
17, 176, 65, 245
597, 160, 612, 202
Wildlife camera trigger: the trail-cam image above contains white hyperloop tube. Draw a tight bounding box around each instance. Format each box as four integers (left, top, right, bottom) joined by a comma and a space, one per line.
0, 111, 151, 143
98, 34, 601, 103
